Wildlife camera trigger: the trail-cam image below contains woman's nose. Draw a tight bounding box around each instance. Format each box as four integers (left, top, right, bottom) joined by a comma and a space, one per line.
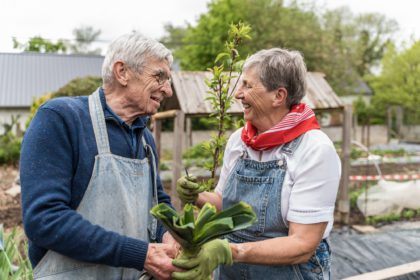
234, 87, 244, 99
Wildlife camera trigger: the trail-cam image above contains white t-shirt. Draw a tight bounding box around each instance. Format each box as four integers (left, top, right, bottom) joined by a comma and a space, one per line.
215, 128, 341, 238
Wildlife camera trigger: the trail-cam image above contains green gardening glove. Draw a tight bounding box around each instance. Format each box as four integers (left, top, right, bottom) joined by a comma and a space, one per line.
176, 175, 206, 204
172, 239, 233, 280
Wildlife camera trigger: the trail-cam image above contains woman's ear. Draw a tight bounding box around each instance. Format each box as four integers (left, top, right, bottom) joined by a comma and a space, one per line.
273, 87, 288, 107
113, 61, 129, 87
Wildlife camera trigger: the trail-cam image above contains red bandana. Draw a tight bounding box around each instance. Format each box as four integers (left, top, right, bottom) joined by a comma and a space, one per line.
241, 103, 320, 151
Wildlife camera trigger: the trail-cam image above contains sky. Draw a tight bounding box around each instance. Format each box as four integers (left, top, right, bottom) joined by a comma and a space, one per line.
1, 0, 419, 53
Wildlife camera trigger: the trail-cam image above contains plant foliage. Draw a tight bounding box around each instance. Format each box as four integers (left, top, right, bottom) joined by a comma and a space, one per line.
202, 22, 251, 190
0, 116, 22, 166
151, 202, 256, 257
0, 226, 32, 280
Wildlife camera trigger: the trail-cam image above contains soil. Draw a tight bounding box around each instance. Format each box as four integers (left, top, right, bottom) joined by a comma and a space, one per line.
1, 162, 419, 230
0, 165, 21, 229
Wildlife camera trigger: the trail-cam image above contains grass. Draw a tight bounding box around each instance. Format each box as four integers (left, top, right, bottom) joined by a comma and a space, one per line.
0, 226, 32, 280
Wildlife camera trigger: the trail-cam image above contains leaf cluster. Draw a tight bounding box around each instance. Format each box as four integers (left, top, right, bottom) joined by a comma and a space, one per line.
150, 202, 256, 255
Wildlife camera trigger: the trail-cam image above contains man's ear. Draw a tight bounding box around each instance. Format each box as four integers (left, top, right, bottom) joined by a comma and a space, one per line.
113, 61, 129, 87
273, 87, 288, 107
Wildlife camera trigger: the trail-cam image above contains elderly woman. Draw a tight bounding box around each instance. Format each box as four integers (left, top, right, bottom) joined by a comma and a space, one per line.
174, 48, 341, 280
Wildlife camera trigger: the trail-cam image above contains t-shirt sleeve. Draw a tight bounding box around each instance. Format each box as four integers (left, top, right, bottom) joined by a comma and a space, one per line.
286, 142, 341, 224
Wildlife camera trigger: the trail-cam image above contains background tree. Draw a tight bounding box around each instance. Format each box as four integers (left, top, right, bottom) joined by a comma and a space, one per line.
161, 0, 398, 96
369, 41, 420, 124
13, 36, 67, 53
12, 25, 102, 55
70, 25, 102, 54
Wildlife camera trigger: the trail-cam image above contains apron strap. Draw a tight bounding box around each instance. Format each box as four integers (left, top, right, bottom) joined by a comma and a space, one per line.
142, 137, 159, 241
88, 90, 111, 154
280, 134, 304, 156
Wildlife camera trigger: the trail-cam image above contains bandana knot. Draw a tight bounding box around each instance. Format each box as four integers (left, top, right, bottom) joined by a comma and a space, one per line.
241, 103, 320, 151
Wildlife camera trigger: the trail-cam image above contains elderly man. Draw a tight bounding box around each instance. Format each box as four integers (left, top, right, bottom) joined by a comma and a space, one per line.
20, 32, 180, 279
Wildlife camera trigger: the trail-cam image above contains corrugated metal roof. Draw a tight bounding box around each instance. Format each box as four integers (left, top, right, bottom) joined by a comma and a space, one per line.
169, 71, 343, 115
0, 52, 103, 107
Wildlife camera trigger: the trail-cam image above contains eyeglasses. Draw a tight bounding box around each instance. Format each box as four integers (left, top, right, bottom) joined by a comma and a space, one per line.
152, 69, 172, 86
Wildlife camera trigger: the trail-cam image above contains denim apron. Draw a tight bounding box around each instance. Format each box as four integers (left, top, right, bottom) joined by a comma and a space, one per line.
215, 136, 331, 280
33, 90, 158, 280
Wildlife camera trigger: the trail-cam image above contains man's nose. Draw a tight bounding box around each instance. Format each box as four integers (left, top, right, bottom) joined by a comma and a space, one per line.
162, 83, 173, 97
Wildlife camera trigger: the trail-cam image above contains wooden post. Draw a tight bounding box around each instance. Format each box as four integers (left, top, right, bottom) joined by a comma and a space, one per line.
152, 118, 162, 159
172, 110, 185, 210
353, 113, 358, 142
367, 117, 371, 148
396, 106, 403, 139
387, 107, 393, 142
186, 117, 192, 149
338, 105, 352, 224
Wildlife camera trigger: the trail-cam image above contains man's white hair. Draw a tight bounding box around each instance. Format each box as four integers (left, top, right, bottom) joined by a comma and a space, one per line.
102, 31, 173, 85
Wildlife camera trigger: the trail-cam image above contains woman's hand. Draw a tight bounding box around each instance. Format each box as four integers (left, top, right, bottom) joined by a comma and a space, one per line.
176, 175, 206, 204
172, 239, 233, 280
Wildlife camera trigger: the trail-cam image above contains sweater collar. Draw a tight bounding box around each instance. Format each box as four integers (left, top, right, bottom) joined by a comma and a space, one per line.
99, 87, 149, 129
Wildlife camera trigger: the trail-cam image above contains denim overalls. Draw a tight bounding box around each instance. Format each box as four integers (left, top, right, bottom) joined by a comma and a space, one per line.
33, 90, 158, 279
215, 136, 331, 280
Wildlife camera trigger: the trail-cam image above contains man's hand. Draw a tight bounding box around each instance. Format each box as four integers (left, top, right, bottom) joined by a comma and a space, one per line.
162, 232, 181, 256
144, 243, 182, 280
176, 175, 206, 204
172, 239, 233, 280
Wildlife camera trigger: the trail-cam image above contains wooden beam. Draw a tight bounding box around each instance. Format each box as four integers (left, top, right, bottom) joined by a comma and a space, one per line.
152, 109, 178, 120
338, 104, 352, 224
342, 260, 420, 280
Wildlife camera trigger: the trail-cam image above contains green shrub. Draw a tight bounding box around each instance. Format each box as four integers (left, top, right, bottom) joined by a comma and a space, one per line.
159, 162, 170, 171
26, 76, 101, 129
182, 141, 213, 160
53, 76, 101, 98
370, 148, 407, 157
402, 209, 415, 220
182, 142, 215, 169
0, 116, 22, 166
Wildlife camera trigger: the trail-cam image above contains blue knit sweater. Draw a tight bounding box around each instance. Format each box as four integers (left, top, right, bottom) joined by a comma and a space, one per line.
20, 88, 171, 271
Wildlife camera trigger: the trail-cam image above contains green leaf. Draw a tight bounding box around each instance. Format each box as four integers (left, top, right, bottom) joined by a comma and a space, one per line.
194, 203, 217, 232
215, 52, 230, 63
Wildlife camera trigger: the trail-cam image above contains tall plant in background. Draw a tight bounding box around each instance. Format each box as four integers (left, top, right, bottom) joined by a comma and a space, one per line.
203, 22, 251, 189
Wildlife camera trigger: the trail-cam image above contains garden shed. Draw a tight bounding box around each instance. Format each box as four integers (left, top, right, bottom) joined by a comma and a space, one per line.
152, 71, 352, 222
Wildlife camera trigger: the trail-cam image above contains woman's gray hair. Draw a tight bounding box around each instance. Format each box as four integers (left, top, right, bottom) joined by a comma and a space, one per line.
243, 48, 307, 108
102, 31, 173, 85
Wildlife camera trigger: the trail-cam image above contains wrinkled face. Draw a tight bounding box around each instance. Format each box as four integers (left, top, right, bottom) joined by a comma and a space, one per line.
126, 58, 173, 115
235, 67, 277, 127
